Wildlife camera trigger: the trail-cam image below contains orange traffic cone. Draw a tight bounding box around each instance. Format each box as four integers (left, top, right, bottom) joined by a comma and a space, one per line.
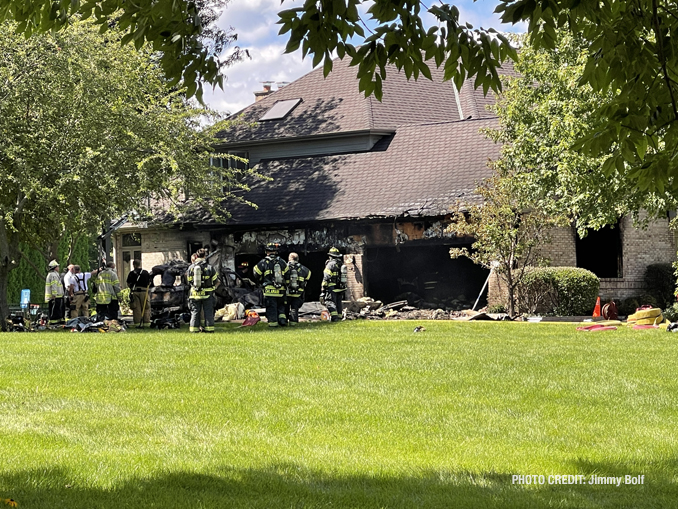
592, 297, 601, 318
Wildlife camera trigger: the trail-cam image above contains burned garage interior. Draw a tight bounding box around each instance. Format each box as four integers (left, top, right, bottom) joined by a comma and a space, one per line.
211, 219, 490, 310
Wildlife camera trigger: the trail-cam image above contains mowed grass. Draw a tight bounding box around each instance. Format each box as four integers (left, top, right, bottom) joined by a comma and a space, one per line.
1, 321, 678, 508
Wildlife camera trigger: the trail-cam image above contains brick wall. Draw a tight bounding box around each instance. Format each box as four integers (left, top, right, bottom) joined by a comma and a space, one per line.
114, 229, 210, 288
600, 214, 677, 300
345, 253, 364, 300
488, 215, 677, 306
537, 226, 577, 266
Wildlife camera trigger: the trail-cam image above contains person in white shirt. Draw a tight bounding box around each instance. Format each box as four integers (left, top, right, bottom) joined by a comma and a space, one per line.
63, 265, 77, 318
70, 265, 92, 318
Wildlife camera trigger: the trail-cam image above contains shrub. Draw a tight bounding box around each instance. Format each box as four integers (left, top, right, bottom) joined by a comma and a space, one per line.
664, 303, 678, 323
618, 297, 640, 317
644, 263, 676, 309
518, 267, 600, 316
487, 304, 506, 314
119, 288, 131, 315
638, 294, 659, 309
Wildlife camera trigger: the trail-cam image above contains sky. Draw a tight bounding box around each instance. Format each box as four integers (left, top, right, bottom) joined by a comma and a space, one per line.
202, 0, 524, 116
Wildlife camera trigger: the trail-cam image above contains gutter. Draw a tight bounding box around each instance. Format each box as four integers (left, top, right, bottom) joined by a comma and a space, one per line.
214, 128, 396, 150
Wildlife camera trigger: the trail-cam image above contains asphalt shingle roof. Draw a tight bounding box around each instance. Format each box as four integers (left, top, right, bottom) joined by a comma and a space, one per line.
202, 58, 516, 227
223, 118, 500, 225
217, 57, 512, 143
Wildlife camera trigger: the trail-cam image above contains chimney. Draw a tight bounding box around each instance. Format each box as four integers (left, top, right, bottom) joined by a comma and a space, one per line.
254, 81, 275, 102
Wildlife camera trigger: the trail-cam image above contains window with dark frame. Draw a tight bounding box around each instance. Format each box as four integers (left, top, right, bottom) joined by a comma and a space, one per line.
122, 233, 142, 247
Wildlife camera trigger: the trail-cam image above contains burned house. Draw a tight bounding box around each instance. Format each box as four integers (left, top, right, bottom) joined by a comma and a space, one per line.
113, 58, 677, 310
113, 59, 502, 309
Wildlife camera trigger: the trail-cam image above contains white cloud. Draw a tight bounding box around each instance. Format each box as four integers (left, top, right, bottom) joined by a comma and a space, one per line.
204, 43, 314, 115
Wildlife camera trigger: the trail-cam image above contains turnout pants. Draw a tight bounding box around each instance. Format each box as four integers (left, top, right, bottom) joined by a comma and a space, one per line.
325, 291, 344, 322
48, 297, 65, 325
286, 295, 304, 324
71, 292, 89, 318
264, 296, 287, 327
130, 289, 151, 327
189, 295, 215, 332
96, 301, 118, 322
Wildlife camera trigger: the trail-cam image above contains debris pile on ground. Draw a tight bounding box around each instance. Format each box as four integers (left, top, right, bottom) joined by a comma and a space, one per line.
341, 297, 490, 320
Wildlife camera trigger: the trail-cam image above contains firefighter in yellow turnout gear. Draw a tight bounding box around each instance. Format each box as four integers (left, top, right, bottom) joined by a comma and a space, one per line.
186, 248, 218, 333
44, 259, 65, 325
253, 243, 289, 327
93, 262, 122, 321
322, 247, 347, 322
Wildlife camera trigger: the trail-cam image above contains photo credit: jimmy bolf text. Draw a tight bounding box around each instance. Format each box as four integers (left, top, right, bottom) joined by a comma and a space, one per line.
512, 475, 645, 486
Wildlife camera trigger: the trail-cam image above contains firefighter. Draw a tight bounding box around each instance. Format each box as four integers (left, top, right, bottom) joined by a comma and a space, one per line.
126, 259, 153, 328
321, 247, 347, 322
186, 248, 218, 333
44, 259, 65, 326
286, 252, 311, 325
253, 243, 289, 327
93, 262, 122, 321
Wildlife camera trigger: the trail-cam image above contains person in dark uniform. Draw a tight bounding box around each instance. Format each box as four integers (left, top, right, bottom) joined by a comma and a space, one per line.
321, 247, 347, 322
186, 248, 218, 332
126, 259, 153, 328
253, 243, 289, 327
285, 252, 311, 325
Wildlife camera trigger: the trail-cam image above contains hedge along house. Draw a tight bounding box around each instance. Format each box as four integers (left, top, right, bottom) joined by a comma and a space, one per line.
113, 58, 507, 308
113, 58, 677, 308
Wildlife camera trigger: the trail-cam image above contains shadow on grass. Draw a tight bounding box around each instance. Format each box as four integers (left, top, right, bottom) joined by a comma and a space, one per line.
2, 461, 674, 509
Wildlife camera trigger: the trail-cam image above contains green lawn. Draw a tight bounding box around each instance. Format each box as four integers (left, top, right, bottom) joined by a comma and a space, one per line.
1, 321, 677, 508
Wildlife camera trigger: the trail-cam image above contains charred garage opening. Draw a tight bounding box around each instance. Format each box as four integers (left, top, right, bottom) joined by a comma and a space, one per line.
235, 250, 334, 302
364, 244, 489, 310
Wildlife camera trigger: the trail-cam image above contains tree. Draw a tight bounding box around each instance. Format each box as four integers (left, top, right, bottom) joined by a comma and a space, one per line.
278, 0, 678, 192
486, 32, 678, 236
0, 0, 246, 100
0, 19, 256, 329
446, 176, 566, 318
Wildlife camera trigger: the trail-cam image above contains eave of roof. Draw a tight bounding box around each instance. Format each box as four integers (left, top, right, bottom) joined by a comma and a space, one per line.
215, 128, 396, 150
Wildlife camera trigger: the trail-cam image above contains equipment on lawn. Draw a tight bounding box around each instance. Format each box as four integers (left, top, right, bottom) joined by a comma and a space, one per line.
239, 310, 260, 327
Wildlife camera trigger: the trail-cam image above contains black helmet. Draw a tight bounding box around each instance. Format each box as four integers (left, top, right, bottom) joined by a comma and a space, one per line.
265, 242, 279, 252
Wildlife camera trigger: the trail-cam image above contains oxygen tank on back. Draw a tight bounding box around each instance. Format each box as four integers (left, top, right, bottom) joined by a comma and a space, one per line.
289, 263, 299, 290
340, 263, 348, 286
273, 260, 283, 287
193, 263, 202, 289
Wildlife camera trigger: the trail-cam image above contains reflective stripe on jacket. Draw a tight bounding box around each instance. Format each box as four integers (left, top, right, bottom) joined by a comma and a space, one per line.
253, 255, 289, 297
322, 258, 345, 293
186, 259, 218, 300
44, 271, 64, 302
94, 268, 121, 305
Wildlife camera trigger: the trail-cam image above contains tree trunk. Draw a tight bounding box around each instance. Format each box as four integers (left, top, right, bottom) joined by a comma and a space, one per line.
504, 270, 516, 318
0, 220, 16, 332
0, 262, 9, 331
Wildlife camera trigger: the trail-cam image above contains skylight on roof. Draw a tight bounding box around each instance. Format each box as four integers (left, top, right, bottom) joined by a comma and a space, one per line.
259, 98, 302, 121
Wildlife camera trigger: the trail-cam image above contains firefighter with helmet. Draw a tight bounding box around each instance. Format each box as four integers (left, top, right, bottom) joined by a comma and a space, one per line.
186, 248, 218, 332
253, 242, 289, 327
321, 247, 347, 322
44, 259, 66, 325
286, 252, 311, 325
